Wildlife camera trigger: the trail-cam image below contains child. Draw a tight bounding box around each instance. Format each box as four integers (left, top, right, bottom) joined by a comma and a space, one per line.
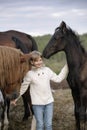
11, 51, 68, 130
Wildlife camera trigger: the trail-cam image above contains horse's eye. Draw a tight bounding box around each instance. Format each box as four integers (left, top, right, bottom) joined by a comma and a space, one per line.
54, 33, 59, 40
54, 35, 62, 40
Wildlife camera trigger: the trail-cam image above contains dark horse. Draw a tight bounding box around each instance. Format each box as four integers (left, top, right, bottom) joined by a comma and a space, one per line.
0, 30, 38, 122
43, 21, 87, 130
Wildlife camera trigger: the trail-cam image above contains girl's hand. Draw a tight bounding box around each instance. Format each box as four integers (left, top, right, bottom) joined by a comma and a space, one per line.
10, 99, 17, 106
10, 96, 21, 106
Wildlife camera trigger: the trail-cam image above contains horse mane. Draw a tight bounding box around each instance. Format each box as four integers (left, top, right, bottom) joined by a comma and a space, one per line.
0, 46, 29, 93
67, 26, 86, 55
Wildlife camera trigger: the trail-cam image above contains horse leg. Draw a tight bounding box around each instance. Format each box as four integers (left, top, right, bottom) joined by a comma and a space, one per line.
71, 89, 81, 130
0, 90, 4, 129
1, 96, 10, 130
31, 115, 36, 130
79, 96, 87, 130
5, 97, 10, 120
22, 87, 32, 121
0, 90, 9, 130
74, 103, 80, 130
80, 107, 86, 130
1, 105, 9, 130
27, 88, 35, 130
28, 89, 34, 115
22, 96, 30, 121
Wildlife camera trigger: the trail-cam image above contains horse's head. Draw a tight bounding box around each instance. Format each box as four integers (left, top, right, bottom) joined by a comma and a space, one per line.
43, 21, 68, 58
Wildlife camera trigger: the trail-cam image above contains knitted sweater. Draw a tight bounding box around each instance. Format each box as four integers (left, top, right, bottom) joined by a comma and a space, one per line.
19, 64, 68, 105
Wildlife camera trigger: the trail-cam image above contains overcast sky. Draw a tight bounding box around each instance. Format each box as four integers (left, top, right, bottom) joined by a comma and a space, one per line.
0, 0, 87, 36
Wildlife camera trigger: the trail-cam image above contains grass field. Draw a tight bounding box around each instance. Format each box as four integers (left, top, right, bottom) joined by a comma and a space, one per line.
8, 81, 77, 130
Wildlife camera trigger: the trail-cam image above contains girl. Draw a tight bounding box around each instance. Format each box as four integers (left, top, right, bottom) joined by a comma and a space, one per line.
11, 51, 68, 130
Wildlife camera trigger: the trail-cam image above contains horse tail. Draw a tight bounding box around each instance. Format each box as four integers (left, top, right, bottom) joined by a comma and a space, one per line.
26, 35, 38, 51
12, 36, 29, 53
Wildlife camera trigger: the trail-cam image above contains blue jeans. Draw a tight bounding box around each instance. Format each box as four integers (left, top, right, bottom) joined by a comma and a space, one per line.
32, 102, 53, 130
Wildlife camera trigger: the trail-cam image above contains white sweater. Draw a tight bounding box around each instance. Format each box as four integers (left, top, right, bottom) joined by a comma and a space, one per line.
19, 64, 68, 105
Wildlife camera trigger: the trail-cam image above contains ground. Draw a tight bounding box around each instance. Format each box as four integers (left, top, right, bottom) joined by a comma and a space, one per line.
7, 80, 77, 130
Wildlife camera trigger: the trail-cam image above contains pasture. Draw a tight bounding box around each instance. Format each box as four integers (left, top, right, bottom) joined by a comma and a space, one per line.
7, 81, 76, 130
0, 30, 87, 130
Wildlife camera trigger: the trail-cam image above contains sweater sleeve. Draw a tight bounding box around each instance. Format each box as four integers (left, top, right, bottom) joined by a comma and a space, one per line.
50, 64, 68, 83
20, 71, 31, 96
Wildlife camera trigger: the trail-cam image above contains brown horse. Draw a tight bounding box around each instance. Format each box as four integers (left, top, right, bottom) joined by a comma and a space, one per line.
0, 30, 38, 121
43, 21, 87, 130
0, 46, 31, 129
0, 30, 37, 53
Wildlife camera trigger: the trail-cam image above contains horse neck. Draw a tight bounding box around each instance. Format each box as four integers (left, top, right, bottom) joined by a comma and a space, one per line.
64, 42, 85, 69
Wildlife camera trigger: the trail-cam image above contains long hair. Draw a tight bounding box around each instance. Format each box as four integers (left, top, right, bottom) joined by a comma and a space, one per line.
0, 46, 29, 94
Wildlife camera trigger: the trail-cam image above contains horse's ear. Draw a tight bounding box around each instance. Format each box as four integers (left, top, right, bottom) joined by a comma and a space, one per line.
60, 21, 67, 34
60, 21, 66, 27
20, 53, 31, 63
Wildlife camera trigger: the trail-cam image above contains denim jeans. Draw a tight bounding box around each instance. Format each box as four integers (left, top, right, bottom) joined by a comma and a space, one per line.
32, 102, 53, 130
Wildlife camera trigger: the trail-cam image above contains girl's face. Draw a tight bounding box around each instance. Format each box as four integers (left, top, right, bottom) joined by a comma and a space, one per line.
33, 56, 43, 68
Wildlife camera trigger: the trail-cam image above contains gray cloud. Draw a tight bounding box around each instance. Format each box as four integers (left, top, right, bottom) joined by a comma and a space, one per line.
0, 0, 87, 36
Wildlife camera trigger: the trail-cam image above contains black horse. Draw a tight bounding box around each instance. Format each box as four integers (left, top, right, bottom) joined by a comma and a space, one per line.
0, 30, 38, 123
43, 21, 87, 130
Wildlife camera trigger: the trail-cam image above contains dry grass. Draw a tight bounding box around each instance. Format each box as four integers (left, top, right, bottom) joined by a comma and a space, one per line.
8, 88, 76, 130
53, 89, 75, 130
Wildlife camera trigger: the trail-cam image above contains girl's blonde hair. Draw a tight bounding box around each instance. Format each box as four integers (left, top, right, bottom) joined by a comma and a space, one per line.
29, 51, 43, 65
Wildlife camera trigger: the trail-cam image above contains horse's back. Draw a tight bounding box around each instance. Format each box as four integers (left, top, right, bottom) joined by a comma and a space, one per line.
5, 30, 32, 44
0, 30, 35, 51
0, 32, 15, 47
